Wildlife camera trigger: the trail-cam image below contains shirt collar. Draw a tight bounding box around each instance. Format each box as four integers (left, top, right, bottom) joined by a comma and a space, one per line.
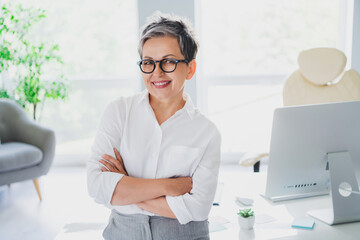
138, 90, 197, 120
182, 93, 196, 120
138, 89, 150, 104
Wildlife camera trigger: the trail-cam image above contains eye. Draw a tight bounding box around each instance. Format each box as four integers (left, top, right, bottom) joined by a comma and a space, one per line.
142, 60, 154, 65
163, 59, 176, 64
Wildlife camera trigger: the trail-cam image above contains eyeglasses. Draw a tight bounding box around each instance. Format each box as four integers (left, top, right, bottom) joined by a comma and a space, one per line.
137, 58, 188, 74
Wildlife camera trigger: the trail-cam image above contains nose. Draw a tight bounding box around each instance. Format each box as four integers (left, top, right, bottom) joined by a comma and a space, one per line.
152, 61, 164, 76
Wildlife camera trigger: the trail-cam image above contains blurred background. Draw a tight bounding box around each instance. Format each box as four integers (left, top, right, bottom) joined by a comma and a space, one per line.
1, 0, 357, 166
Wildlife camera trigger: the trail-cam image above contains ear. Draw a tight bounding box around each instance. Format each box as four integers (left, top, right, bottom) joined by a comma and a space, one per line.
186, 60, 197, 80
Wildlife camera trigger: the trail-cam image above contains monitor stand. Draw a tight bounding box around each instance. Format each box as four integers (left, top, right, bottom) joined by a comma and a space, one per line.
308, 151, 360, 225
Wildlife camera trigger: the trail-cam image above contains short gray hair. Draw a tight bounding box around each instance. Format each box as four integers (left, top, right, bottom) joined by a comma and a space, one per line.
138, 12, 199, 62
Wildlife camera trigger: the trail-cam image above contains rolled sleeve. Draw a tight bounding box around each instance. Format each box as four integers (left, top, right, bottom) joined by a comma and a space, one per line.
166, 194, 193, 224
166, 130, 221, 224
87, 100, 125, 206
87, 163, 124, 206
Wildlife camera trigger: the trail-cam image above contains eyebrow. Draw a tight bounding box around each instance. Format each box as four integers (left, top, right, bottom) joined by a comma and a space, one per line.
143, 54, 177, 59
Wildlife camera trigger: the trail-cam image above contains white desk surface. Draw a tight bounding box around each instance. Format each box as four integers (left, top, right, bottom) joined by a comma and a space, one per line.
212, 171, 360, 240
56, 171, 360, 240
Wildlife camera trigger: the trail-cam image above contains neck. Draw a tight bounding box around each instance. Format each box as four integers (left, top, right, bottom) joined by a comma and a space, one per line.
149, 93, 186, 125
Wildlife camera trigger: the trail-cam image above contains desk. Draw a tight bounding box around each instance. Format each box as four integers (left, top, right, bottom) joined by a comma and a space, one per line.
211, 171, 360, 240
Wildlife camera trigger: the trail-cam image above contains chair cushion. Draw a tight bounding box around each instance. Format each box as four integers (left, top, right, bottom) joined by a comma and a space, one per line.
0, 142, 43, 173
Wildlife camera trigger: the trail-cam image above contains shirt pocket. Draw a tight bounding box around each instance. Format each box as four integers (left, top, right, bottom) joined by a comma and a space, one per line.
163, 146, 202, 178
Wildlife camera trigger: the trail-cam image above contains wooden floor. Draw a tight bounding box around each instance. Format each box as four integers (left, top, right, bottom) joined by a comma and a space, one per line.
0, 163, 257, 240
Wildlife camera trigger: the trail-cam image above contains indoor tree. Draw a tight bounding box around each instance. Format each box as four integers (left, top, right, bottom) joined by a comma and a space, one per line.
0, 2, 69, 120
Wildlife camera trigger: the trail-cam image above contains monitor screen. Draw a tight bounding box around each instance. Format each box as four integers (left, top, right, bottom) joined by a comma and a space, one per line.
264, 100, 360, 202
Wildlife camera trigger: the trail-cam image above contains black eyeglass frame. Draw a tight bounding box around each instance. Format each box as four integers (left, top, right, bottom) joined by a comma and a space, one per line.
137, 58, 189, 74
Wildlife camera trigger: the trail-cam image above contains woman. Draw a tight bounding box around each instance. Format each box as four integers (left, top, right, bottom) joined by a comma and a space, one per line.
87, 12, 221, 240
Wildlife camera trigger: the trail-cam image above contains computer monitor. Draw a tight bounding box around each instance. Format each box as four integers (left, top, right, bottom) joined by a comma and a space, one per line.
264, 100, 360, 202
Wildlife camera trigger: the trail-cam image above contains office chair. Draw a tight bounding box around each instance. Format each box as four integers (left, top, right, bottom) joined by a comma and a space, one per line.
283, 47, 360, 106
239, 47, 360, 172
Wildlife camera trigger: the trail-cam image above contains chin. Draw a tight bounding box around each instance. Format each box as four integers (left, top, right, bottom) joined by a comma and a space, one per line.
152, 93, 171, 101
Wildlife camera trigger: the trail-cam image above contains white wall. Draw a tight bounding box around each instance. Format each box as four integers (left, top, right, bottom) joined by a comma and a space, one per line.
352, 0, 360, 72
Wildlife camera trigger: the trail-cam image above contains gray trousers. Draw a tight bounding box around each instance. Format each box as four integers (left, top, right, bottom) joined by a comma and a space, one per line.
103, 210, 209, 240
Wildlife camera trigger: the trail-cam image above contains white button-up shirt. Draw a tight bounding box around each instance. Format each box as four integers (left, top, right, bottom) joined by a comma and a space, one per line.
87, 90, 221, 224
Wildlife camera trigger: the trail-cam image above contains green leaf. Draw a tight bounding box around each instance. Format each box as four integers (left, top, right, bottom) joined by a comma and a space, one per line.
0, 89, 10, 98
237, 208, 254, 218
0, 1, 69, 120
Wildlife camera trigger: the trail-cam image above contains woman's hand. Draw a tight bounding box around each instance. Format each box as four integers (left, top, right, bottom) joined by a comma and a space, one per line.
136, 197, 177, 219
166, 177, 193, 196
100, 148, 128, 176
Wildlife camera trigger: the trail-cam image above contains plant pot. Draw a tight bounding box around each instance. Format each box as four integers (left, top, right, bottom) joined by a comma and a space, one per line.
238, 215, 255, 230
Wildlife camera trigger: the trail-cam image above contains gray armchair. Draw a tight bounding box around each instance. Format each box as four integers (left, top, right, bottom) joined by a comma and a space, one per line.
0, 99, 55, 200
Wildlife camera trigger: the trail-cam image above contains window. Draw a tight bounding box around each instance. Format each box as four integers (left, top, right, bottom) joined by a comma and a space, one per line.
198, 0, 348, 159
24, 0, 139, 77
22, 0, 139, 164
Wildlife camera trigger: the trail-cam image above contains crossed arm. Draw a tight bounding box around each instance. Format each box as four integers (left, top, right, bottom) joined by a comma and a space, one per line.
100, 148, 192, 219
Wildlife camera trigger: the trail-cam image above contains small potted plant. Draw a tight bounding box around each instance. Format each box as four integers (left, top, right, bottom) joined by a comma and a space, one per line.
237, 208, 255, 230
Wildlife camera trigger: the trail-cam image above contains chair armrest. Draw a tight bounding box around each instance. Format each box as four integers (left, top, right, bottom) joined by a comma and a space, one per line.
12, 115, 56, 174
239, 152, 269, 167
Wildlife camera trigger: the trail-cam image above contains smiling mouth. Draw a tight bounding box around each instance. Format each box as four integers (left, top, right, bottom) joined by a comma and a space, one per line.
152, 81, 171, 88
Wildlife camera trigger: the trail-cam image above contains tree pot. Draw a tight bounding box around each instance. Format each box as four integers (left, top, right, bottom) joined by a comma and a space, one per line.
238, 215, 255, 230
